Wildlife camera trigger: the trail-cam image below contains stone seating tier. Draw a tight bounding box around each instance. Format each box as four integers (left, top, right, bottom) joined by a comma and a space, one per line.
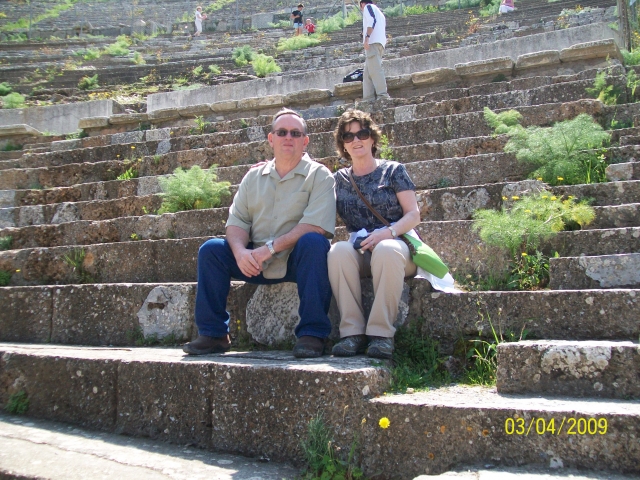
1, 17, 639, 477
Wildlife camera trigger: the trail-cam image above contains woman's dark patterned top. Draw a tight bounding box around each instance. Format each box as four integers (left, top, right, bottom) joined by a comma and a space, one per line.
334, 160, 416, 233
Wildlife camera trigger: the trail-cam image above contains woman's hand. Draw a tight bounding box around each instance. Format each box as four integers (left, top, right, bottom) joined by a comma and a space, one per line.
359, 228, 393, 251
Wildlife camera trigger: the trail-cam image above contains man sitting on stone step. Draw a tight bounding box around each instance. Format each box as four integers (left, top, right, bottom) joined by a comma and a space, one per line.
183, 108, 336, 358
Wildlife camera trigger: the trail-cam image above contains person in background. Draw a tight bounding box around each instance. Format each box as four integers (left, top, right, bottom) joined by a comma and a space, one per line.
359, 0, 389, 101
194, 6, 207, 36
291, 4, 304, 36
304, 18, 316, 35
329, 110, 420, 360
499, 0, 515, 14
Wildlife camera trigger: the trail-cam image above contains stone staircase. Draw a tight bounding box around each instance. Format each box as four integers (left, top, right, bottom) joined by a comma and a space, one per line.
1, 9, 640, 480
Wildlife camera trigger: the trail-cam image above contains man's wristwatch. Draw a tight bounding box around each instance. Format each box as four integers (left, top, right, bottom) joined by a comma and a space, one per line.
265, 240, 276, 256
365, 34, 370, 38
389, 227, 398, 238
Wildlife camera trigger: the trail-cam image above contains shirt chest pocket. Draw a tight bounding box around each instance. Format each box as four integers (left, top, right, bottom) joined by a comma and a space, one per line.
279, 191, 310, 221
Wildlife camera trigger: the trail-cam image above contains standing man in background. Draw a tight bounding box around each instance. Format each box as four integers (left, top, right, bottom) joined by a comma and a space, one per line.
360, 0, 389, 101
291, 4, 304, 36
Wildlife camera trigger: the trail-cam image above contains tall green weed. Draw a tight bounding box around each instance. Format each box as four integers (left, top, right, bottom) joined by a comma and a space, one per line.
232, 45, 255, 66
2, 92, 25, 109
251, 54, 281, 77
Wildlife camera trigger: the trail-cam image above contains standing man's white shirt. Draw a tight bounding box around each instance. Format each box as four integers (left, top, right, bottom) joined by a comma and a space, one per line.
362, 3, 386, 47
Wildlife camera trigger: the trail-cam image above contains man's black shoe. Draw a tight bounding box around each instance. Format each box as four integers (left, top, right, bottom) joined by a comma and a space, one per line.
292, 336, 325, 358
183, 335, 231, 355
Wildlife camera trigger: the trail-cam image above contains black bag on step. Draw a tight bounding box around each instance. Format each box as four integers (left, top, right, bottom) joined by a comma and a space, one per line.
343, 68, 363, 83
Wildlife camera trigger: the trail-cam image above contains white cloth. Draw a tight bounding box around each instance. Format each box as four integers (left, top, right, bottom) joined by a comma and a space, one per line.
362, 3, 386, 47
499, 5, 514, 13
348, 226, 460, 293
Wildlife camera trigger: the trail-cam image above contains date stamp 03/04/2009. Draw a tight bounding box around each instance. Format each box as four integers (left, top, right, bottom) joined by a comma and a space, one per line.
504, 416, 608, 436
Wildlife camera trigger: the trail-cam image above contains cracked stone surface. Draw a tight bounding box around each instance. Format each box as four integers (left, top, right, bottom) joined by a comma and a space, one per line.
136, 285, 194, 340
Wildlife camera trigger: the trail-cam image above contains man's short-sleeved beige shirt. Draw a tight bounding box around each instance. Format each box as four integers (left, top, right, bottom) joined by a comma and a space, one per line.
226, 154, 336, 278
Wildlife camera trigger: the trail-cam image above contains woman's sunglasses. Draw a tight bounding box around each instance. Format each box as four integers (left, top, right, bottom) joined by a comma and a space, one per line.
341, 129, 371, 143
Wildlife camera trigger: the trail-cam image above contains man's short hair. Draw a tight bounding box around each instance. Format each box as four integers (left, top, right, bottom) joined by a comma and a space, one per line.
359, 0, 373, 4
272, 108, 308, 135
297, 3, 304, 7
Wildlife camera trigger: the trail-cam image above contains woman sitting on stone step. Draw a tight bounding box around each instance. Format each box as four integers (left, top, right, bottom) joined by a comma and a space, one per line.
329, 109, 420, 359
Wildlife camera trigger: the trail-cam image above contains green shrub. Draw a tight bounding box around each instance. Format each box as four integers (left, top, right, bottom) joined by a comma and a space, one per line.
473, 191, 596, 258
383, 4, 405, 17
232, 45, 255, 66
485, 108, 611, 185
192, 65, 204, 77
78, 48, 101, 60
0, 236, 13, 251
132, 52, 146, 65
0, 270, 11, 286
78, 74, 99, 90
622, 49, 640, 66
2, 92, 25, 109
158, 166, 231, 213
268, 19, 292, 28
1, 143, 22, 152
390, 320, 450, 392
63, 248, 94, 284
208, 64, 221, 75
585, 70, 621, 105
479, 0, 501, 16
5, 391, 29, 414
443, 0, 481, 11
104, 38, 131, 57
316, 8, 360, 34
505, 114, 611, 185
117, 166, 138, 180
405, 4, 439, 14
0, 82, 13, 96
378, 134, 394, 160
277, 34, 325, 52
300, 413, 364, 480
251, 54, 281, 78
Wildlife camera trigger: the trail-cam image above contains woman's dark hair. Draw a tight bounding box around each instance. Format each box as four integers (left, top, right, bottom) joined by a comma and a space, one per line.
334, 109, 382, 161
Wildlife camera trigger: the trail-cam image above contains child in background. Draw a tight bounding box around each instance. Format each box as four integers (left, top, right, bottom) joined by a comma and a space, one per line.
304, 18, 316, 35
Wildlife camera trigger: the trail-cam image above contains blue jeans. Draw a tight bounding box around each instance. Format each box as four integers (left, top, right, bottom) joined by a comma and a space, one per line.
194, 233, 332, 339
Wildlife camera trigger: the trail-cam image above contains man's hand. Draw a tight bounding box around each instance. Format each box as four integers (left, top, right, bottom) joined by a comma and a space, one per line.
251, 245, 272, 271
364, 38, 370, 50
235, 248, 262, 277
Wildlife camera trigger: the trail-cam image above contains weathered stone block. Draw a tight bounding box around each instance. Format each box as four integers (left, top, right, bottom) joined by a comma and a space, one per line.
455, 57, 514, 78
136, 284, 195, 340
0, 124, 41, 137
606, 162, 640, 181
560, 39, 621, 62
51, 284, 151, 345
550, 253, 640, 289
109, 113, 148, 125
287, 89, 332, 104
210, 100, 238, 113
411, 68, 458, 86
0, 287, 52, 342
497, 340, 640, 398
387, 74, 412, 90
334, 82, 363, 97
148, 108, 180, 121
237, 95, 285, 110
50, 139, 81, 152
515, 50, 560, 70
178, 103, 213, 117
144, 128, 172, 142
0, 349, 117, 429
78, 117, 110, 129
110, 131, 144, 145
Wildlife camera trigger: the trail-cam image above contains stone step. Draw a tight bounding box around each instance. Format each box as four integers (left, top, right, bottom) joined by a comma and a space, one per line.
425, 466, 639, 480
0, 344, 638, 477
496, 340, 640, 400
0, 413, 298, 480
549, 253, 640, 290
1, 278, 638, 350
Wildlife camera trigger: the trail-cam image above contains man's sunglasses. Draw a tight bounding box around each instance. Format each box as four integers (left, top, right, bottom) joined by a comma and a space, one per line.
341, 129, 371, 143
273, 129, 305, 138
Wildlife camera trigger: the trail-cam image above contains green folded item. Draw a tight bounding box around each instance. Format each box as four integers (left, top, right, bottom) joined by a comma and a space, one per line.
402, 234, 449, 279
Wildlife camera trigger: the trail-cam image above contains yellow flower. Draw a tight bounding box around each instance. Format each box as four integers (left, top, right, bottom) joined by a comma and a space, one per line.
550, 196, 557, 201
15, 269, 20, 272
542, 195, 548, 199
521, 252, 528, 257
379, 417, 390, 429
131, 146, 136, 149
501, 196, 508, 201
536, 177, 543, 181
568, 195, 574, 199
361, 418, 367, 425
511, 196, 519, 200
524, 209, 531, 213
557, 177, 564, 181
